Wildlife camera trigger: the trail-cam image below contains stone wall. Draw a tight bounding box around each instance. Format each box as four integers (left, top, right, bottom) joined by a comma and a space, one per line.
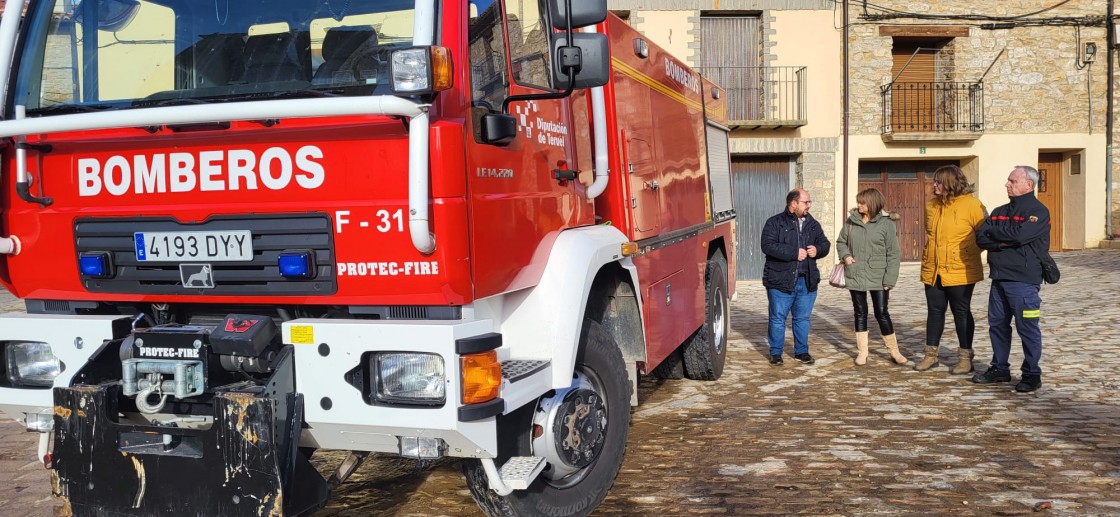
1114, 62, 1120, 238
848, 1, 1110, 136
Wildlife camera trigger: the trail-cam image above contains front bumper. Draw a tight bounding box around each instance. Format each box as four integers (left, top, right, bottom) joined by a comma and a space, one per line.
284, 318, 509, 456
0, 313, 131, 426
52, 375, 326, 516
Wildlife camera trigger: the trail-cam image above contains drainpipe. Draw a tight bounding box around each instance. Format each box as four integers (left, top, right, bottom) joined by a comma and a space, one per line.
1107, 0, 1115, 240
842, 0, 850, 216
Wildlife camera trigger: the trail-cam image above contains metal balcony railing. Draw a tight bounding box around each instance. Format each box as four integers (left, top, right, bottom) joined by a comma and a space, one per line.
881, 82, 984, 134
697, 66, 806, 128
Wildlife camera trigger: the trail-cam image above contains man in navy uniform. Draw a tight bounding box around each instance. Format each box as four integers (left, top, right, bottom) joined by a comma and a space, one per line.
973, 166, 1051, 393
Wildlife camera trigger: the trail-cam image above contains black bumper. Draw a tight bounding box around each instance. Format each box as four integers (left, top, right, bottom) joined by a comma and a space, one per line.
52, 364, 326, 516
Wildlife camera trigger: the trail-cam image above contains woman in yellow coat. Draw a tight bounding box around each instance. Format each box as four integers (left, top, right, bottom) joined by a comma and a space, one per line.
915, 165, 987, 374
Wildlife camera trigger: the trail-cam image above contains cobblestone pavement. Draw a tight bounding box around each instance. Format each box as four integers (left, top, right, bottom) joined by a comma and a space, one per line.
1, 250, 1118, 516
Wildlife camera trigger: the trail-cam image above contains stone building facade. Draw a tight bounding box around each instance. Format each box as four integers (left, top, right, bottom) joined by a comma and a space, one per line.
618, 0, 1118, 272
607, 0, 840, 278
847, 0, 1112, 254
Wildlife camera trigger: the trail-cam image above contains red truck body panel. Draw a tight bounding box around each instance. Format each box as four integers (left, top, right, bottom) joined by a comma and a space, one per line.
0, 9, 732, 373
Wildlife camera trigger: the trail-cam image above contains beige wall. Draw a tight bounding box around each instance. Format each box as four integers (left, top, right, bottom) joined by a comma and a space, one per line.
847, 134, 1107, 249
769, 10, 841, 140
632, 11, 692, 64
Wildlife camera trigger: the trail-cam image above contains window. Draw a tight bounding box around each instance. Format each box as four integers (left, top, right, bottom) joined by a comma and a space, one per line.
468, 0, 509, 113
505, 0, 551, 90
698, 14, 761, 121
15, 0, 418, 114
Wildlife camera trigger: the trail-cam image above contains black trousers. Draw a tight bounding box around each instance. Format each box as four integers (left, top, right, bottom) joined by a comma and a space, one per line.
850, 289, 893, 335
924, 276, 976, 349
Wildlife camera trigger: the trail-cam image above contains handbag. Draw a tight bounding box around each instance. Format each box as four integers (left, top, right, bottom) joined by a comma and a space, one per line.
828, 262, 846, 288
829, 222, 851, 288
1031, 240, 1060, 284
1040, 251, 1060, 284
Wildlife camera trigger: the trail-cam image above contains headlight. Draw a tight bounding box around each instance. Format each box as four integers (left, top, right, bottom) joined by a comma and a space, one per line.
390, 46, 453, 94
375, 353, 445, 405
4, 341, 62, 388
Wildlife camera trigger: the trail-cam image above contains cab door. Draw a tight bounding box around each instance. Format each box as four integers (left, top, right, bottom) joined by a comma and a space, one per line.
465, 0, 595, 297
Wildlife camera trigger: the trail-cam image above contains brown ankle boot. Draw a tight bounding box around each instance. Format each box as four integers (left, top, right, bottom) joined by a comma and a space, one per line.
855, 331, 869, 365
882, 333, 908, 365
950, 348, 974, 375
914, 345, 939, 371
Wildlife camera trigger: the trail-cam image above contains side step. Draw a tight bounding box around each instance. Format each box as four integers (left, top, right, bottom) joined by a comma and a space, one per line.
499, 359, 551, 414
498, 456, 547, 490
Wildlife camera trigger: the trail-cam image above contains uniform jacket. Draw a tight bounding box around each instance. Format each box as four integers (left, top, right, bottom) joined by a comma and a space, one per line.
761, 209, 831, 293
920, 194, 987, 286
835, 209, 901, 291
976, 191, 1051, 285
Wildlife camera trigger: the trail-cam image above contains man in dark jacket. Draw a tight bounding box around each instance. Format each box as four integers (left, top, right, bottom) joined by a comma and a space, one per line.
973, 165, 1051, 393
761, 188, 831, 366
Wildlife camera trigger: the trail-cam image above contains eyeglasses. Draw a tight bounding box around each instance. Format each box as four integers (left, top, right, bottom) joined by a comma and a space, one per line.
932, 180, 943, 185
798, 199, 812, 204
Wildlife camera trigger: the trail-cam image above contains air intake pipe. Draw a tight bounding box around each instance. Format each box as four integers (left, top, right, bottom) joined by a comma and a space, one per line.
0, 236, 20, 255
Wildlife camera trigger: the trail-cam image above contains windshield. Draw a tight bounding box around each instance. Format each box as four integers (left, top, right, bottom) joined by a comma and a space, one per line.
15, 0, 427, 115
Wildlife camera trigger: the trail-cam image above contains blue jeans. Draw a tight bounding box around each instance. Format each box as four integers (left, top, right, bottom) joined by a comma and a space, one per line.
767, 276, 817, 356
987, 280, 1043, 376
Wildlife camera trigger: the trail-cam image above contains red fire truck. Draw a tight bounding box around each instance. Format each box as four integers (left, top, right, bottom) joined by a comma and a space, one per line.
0, 0, 735, 514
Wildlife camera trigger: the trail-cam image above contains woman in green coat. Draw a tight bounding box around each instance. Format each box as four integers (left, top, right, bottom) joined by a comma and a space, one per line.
835, 188, 907, 366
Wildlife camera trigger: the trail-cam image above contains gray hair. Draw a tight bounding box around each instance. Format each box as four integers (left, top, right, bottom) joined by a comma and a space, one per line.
1016, 165, 1040, 188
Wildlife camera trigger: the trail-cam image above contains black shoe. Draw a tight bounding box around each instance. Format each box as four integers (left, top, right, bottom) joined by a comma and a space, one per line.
769, 354, 784, 366
971, 367, 1012, 384
794, 353, 815, 365
1015, 375, 1041, 393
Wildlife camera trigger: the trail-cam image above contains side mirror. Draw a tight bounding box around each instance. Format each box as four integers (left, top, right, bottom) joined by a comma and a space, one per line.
74, 0, 141, 32
481, 113, 517, 146
550, 33, 609, 90
548, 0, 607, 30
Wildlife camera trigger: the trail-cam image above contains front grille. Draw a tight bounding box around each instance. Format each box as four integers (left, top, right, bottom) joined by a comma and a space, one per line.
75, 214, 336, 296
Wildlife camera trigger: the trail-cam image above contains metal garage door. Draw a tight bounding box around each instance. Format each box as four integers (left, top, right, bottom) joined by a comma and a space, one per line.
732, 156, 791, 280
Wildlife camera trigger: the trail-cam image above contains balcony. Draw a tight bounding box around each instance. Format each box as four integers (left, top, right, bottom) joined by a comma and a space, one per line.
881, 82, 985, 142
697, 66, 807, 129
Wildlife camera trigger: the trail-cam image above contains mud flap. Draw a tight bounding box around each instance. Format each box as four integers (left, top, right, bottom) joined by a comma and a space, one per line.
51, 348, 328, 516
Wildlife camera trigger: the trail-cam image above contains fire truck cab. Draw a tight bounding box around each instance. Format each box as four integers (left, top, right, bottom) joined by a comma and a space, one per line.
0, 0, 735, 515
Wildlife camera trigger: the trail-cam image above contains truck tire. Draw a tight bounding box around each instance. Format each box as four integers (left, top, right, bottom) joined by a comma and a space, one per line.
651, 349, 685, 379
464, 319, 631, 517
682, 252, 729, 381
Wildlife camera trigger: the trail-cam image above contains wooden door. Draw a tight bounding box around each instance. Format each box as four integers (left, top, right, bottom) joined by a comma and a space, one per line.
858, 160, 957, 261
1036, 153, 1063, 251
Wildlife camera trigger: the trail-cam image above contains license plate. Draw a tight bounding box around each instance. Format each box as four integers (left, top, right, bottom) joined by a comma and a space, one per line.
134, 230, 253, 262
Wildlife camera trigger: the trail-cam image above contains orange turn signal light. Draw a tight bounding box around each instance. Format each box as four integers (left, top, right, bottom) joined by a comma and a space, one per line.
431, 46, 454, 92
621, 242, 639, 256
461, 350, 501, 404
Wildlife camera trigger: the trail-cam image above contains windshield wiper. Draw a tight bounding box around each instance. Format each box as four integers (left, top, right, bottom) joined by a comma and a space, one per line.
134, 88, 347, 108
249, 88, 344, 100
26, 103, 118, 115
132, 98, 207, 108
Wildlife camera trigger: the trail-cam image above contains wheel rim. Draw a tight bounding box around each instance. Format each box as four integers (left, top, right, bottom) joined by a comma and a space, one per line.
712, 284, 727, 355
531, 368, 610, 487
